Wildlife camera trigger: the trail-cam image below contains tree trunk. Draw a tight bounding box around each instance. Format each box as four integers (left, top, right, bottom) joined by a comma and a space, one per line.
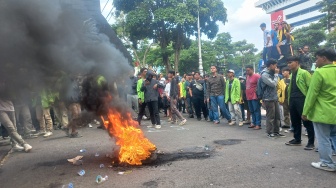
174, 24, 183, 73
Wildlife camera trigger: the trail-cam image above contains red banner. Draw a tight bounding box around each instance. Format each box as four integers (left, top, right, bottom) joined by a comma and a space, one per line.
271, 10, 283, 29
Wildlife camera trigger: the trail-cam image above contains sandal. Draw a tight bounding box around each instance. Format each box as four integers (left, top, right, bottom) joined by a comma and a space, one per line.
253, 126, 261, 130
248, 125, 255, 128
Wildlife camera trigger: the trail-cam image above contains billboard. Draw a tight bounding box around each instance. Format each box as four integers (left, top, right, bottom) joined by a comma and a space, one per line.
271, 10, 284, 29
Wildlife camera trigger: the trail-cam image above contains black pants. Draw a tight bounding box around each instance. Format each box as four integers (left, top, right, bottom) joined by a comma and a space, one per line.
147, 101, 160, 125
137, 102, 147, 125
192, 97, 208, 119
162, 96, 169, 116
290, 97, 314, 145
178, 98, 185, 113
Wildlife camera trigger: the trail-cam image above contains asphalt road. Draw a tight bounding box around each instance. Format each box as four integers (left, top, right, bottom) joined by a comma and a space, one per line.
0, 113, 335, 188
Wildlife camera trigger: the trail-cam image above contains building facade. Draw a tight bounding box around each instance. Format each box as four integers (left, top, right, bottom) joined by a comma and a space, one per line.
255, 0, 326, 28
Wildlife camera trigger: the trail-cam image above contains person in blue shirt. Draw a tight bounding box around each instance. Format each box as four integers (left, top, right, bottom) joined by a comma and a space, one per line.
270, 22, 280, 59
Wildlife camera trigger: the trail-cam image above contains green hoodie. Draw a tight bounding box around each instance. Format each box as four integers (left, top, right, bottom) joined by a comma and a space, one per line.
137, 78, 145, 103
225, 78, 241, 104
288, 67, 311, 103
302, 64, 336, 124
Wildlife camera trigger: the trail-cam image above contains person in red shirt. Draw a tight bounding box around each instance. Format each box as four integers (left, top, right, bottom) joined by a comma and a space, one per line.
245, 65, 262, 130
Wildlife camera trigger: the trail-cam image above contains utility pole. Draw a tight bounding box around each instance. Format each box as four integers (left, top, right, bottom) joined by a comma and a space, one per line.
197, 0, 204, 76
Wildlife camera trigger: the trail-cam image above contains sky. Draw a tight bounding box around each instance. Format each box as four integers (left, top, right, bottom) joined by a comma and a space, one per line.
100, 0, 270, 52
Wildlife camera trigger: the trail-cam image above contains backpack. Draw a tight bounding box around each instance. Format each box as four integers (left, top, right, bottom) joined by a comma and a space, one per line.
256, 72, 265, 100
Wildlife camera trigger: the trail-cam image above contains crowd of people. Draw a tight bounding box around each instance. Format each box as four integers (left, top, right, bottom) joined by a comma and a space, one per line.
0, 19, 335, 173
0, 73, 104, 153
126, 48, 336, 172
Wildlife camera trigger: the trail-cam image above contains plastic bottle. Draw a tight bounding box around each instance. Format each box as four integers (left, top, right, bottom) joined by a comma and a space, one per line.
96, 175, 108, 184
79, 149, 86, 153
78, 170, 85, 176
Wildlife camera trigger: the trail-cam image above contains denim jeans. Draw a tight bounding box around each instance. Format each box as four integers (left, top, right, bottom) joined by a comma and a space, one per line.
210, 95, 231, 122
247, 100, 261, 126
313, 122, 336, 169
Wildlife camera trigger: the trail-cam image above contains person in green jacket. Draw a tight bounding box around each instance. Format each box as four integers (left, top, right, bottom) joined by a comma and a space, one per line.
225, 69, 243, 126
302, 48, 336, 172
137, 68, 148, 125
35, 89, 56, 138
285, 55, 315, 150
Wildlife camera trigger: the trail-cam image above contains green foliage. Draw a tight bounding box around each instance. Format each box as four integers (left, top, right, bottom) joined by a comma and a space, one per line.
231, 40, 258, 67
317, 0, 336, 31
291, 23, 326, 52
325, 30, 336, 49
113, 0, 227, 72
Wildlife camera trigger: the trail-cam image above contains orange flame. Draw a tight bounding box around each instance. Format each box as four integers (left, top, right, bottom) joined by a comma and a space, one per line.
102, 108, 156, 165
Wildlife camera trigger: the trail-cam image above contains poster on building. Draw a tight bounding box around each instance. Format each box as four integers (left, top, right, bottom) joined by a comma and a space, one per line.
271, 10, 284, 29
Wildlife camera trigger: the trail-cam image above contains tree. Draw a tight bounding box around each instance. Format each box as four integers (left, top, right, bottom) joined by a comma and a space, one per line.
113, 0, 227, 73
291, 23, 326, 52
232, 40, 258, 69
318, 0, 336, 32
325, 30, 336, 49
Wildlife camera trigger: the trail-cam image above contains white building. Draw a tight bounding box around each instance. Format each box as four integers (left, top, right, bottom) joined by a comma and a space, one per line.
255, 0, 326, 28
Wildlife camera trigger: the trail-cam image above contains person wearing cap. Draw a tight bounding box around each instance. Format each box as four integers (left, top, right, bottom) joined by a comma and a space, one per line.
225, 70, 243, 126
285, 55, 315, 150
206, 65, 232, 124
302, 48, 336, 172
261, 59, 286, 138
260, 23, 273, 64
277, 21, 294, 60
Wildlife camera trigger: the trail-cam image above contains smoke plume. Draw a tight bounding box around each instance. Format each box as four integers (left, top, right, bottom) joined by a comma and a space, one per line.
0, 0, 132, 102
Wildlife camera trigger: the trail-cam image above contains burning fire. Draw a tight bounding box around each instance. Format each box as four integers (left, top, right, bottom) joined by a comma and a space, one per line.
102, 108, 156, 165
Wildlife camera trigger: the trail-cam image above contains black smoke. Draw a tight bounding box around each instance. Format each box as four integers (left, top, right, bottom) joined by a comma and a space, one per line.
0, 0, 132, 102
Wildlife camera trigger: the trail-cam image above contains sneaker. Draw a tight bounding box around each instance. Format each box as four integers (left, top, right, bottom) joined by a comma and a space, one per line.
238, 122, 244, 126
197, 118, 202, 121
142, 115, 148, 120
189, 115, 194, 118
70, 132, 83, 138
214, 120, 220, 124
333, 151, 336, 156
43, 131, 53, 138
228, 121, 236, 126
278, 55, 284, 60
36, 131, 47, 136
315, 148, 319, 152
274, 133, 286, 138
147, 124, 155, 128
23, 144, 32, 152
267, 133, 275, 138
155, 125, 161, 129
23, 134, 38, 139
12, 144, 24, 151
304, 144, 315, 150
311, 162, 336, 172
285, 139, 301, 145
88, 123, 93, 128
179, 119, 187, 126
